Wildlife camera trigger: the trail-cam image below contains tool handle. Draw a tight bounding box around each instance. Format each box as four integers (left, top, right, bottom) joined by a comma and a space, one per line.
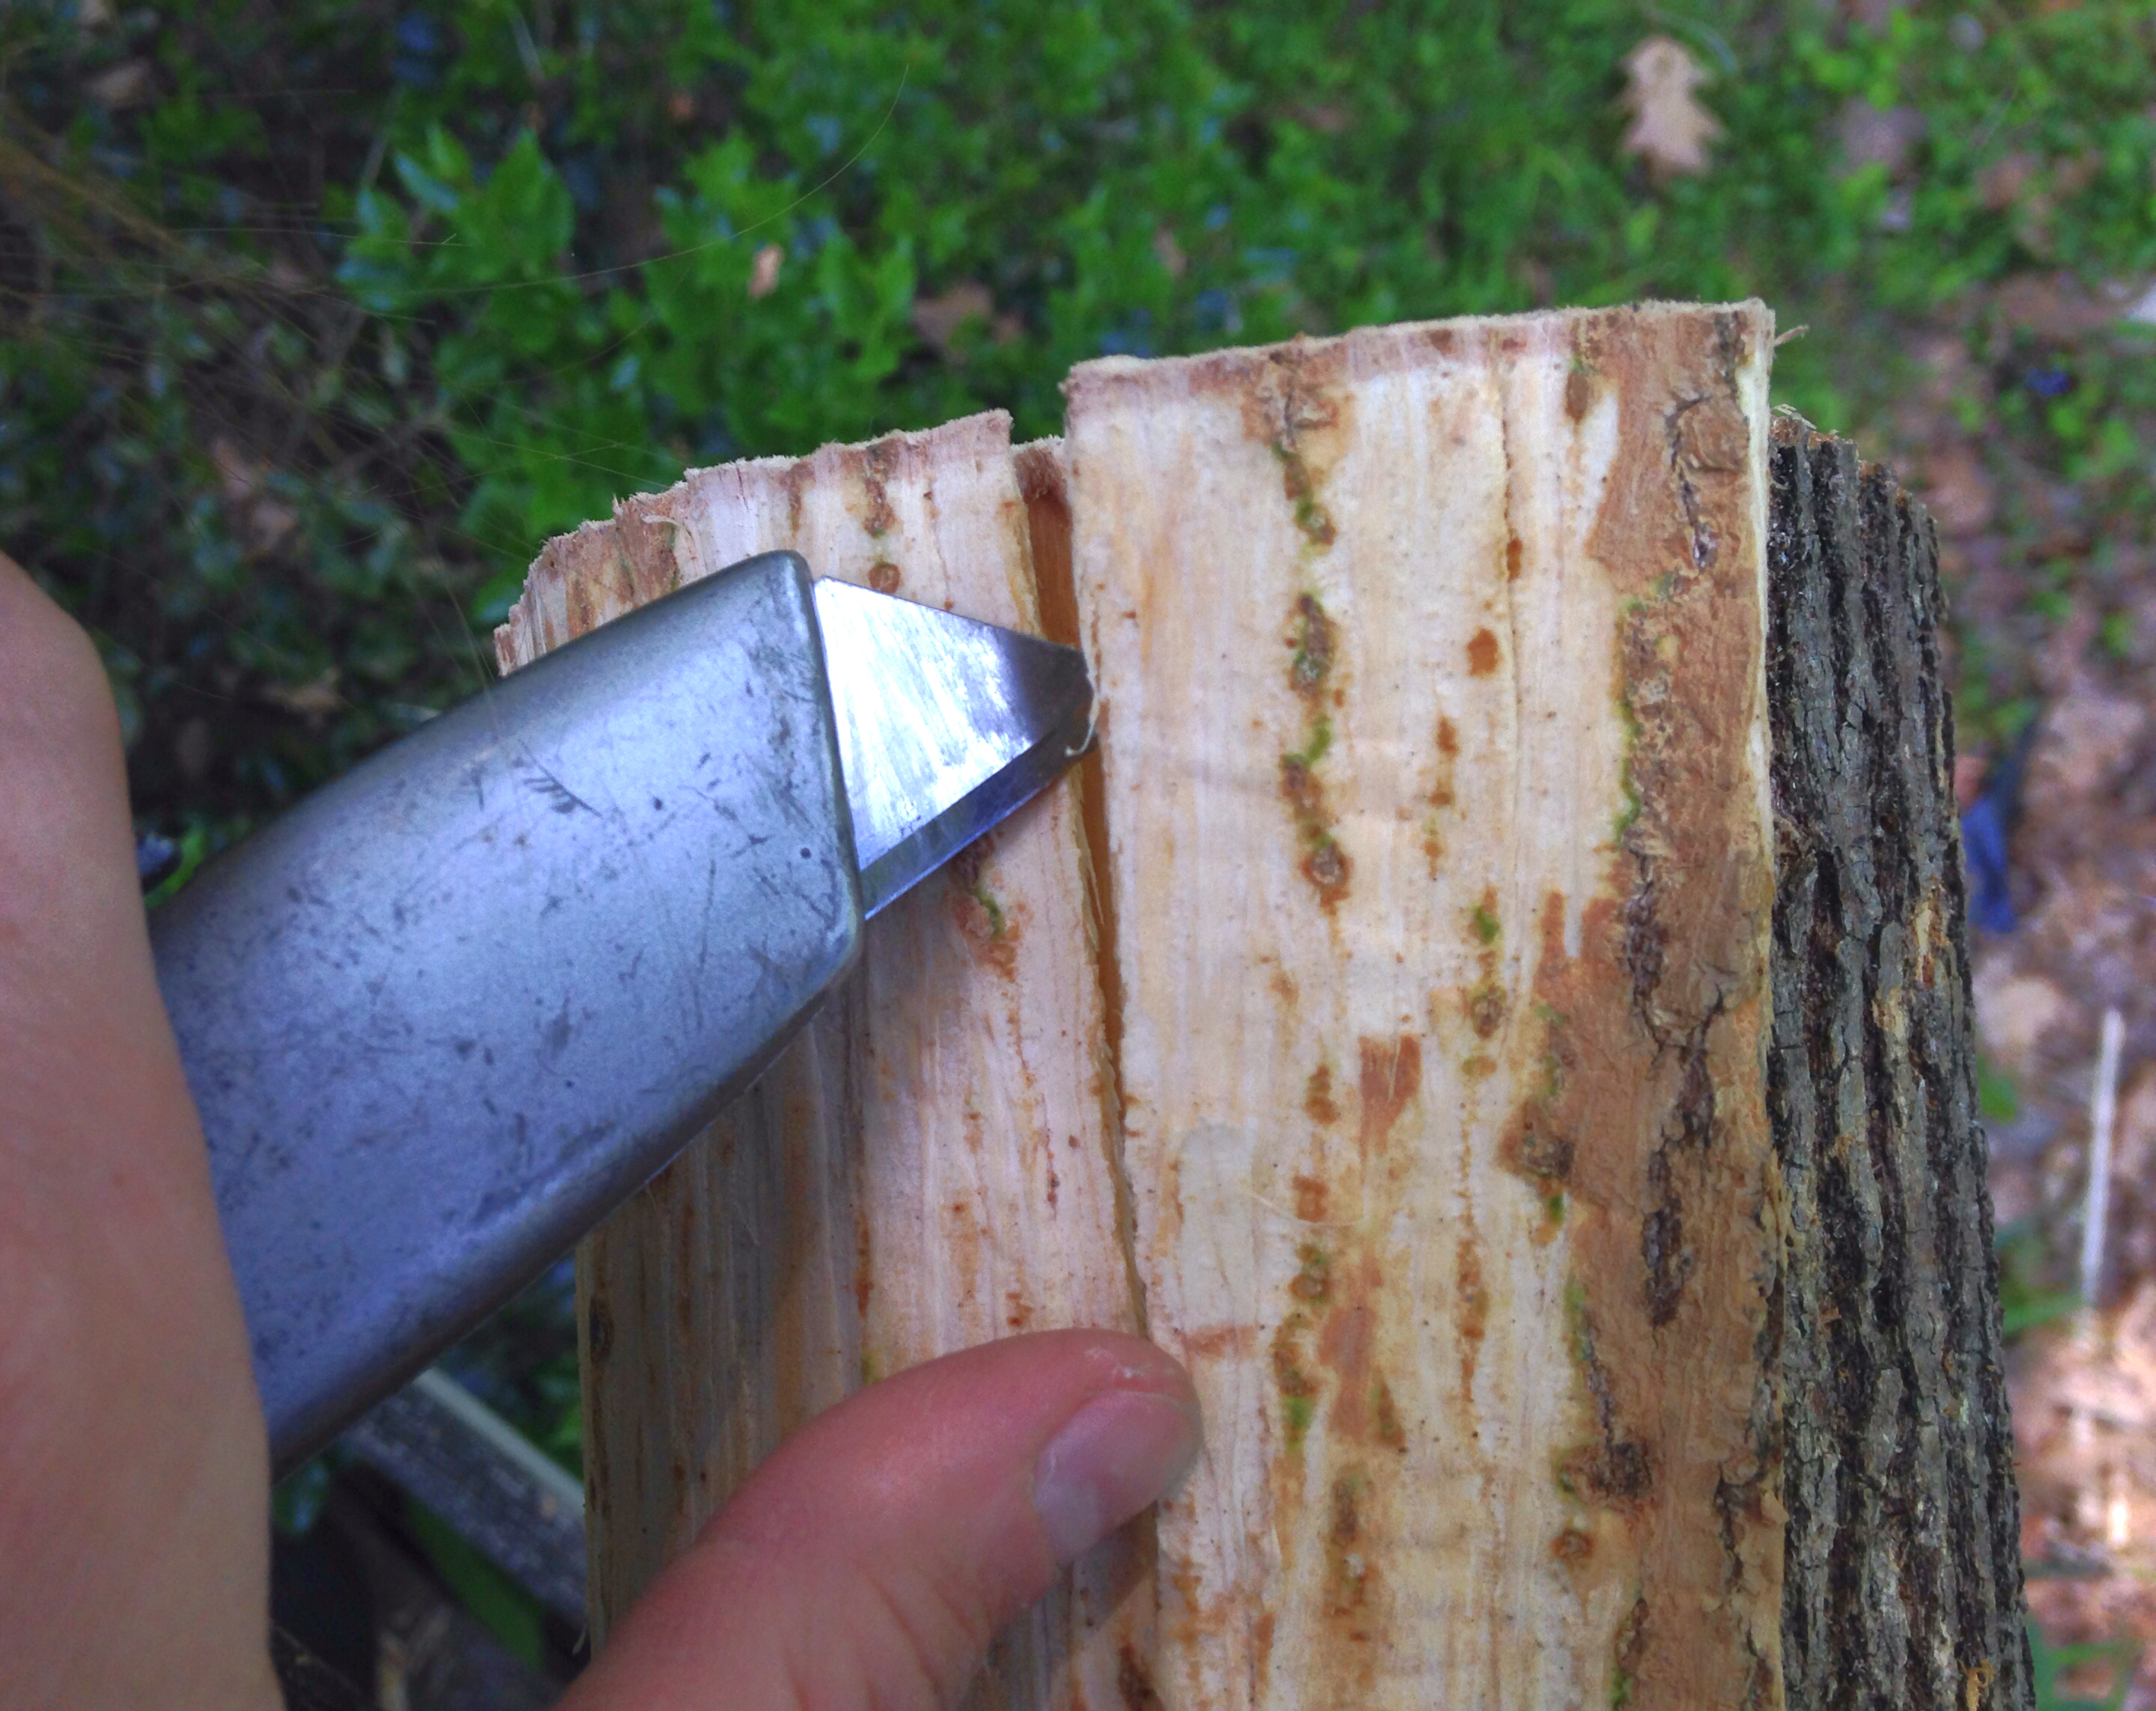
152, 552, 862, 1472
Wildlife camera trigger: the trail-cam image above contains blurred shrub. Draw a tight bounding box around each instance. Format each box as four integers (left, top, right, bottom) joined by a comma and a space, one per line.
1, 0, 2153, 841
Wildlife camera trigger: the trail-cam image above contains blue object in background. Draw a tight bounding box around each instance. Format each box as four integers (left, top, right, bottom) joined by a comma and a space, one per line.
1962, 792, 2017, 934
2025, 365, 2074, 400
1961, 712, 2041, 937
135, 830, 177, 885
392, 13, 443, 86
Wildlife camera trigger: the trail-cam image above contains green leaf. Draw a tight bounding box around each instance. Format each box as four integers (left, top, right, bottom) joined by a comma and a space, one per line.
407, 1501, 545, 1669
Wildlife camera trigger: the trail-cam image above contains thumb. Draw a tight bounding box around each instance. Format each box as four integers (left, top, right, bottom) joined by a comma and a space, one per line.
559, 1330, 1199, 1711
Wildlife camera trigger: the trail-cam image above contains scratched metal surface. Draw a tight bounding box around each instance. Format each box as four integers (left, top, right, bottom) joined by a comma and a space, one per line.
157, 552, 860, 1471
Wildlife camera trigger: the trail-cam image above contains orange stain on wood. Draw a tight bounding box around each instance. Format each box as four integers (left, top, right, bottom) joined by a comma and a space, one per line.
1182, 1324, 1260, 1360
1455, 1233, 1490, 1392
1488, 306, 1781, 1710
1356, 1033, 1421, 1151
1304, 1065, 1340, 1125
1293, 1173, 1331, 1221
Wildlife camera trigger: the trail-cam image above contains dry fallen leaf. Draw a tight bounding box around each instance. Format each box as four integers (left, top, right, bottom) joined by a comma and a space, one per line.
2034, 683, 2150, 800
211, 437, 262, 505
1977, 152, 2037, 213
747, 243, 783, 300
1973, 963, 2072, 1075
910, 282, 996, 357
87, 59, 152, 111
210, 437, 300, 557
261, 670, 344, 722
1922, 440, 1996, 537
1991, 270, 2123, 340
1620, 36, 1720, 178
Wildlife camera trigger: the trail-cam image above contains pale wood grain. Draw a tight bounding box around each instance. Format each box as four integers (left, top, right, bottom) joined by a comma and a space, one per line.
1065, 305, 1782, 1710
498, 412, 1143, 1707
494, 306, 2041, 1711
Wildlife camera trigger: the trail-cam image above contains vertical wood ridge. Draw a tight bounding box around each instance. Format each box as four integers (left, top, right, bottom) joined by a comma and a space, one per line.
1014, 437, 1147, 1340
1766, 416, 2032, 1711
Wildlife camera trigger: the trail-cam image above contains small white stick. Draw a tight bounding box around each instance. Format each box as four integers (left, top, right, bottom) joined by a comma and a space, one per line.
2080, 1006, 2127, 1313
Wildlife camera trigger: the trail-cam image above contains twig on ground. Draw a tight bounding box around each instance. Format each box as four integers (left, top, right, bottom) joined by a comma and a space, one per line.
2081, 1006, 2128, 1319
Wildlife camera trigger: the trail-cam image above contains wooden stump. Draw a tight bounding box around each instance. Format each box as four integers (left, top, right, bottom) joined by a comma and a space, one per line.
497, 309, 2032, 1710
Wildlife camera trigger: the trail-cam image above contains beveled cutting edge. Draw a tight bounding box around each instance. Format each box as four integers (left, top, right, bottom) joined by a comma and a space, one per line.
814, 577, 1093, 917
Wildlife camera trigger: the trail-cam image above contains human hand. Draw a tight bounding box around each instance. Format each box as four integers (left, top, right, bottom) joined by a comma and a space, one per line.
0, 550, 1200, 1711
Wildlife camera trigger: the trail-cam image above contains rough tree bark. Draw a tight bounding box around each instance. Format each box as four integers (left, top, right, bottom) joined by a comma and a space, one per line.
1766, 416, 2032, 1711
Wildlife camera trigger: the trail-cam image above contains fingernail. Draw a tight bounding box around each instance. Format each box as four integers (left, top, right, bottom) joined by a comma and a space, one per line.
1032, 1388, 1201, 1564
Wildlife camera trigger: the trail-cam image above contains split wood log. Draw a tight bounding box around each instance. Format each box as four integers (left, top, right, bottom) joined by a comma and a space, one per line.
1067, 304, 1786, 1709
500, 306, 2031, 1710
495, 410, 1145, 1707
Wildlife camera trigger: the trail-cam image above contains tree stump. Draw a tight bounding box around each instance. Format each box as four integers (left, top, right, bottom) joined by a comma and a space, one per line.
496, 309, 2031, 1710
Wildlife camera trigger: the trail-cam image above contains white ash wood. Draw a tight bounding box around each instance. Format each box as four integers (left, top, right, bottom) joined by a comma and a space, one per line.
497, 412, 1143, 1704
1065, 305, 1781, 1710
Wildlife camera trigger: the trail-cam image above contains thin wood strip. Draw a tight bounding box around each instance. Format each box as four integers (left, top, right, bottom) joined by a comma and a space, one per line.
497, 412, 1144, 1707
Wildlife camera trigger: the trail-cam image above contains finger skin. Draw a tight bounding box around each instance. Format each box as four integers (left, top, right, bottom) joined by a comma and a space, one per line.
0, 553, 279, 1711
562, 1329, 1199, 1711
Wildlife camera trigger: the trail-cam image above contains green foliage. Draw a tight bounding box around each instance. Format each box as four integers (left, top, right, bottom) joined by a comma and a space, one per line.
9, 0, 2155, 1671
7, 0, 2156, 838
1979, 1051, 2021, 1125
2027, 1617, 2140, 1711
406, 1498, 546, 1668
270, 1454, 338, 1538
341, 122, 920, 580
1996, 1216, 2080, 1341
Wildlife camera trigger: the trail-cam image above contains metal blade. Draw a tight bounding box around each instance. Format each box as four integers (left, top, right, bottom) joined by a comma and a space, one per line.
812, 578, 1092, 917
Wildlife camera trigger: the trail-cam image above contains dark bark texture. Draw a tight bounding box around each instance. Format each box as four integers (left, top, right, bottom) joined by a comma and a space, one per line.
1767, 415, 2032, 1710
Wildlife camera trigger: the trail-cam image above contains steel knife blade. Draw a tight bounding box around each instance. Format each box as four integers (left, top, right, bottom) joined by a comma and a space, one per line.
151, 550, 1091, 1471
